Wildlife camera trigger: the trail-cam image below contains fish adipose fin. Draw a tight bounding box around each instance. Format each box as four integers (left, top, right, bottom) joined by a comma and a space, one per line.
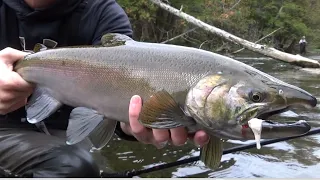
101, 33, 134, 47
200, 135, 223, 170
26, 87, 63, 124
139, 90, 195, 129
66, 107, 117, 150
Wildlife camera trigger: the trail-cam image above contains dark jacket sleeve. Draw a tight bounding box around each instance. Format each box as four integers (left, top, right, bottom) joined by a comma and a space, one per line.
91, 0, 133, 45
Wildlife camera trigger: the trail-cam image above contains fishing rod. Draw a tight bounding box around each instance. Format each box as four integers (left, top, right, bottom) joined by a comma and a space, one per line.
100, 127, 320, 178
1, 128, 319, 178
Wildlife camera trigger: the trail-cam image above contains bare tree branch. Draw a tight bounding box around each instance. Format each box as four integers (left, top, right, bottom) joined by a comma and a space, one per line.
275, 6, 284, 19
181, 36, 197, 45
161, 27, 198, 44
232, 27, 282, 54
149, 0, 320, 68
199, 40, 211, 49
179, 5, 183, 11
229, 0, 242, 10
184, 34, 202, 44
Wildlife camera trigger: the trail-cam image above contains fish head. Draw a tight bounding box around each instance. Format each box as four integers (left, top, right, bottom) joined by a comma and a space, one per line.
232, 69, 317, 125
230, 83, 313, 125
185, 69, 317, 139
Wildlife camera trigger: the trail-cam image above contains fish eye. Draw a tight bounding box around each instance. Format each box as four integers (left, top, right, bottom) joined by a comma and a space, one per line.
279, 89, 283, 95
251, 92, 263, 102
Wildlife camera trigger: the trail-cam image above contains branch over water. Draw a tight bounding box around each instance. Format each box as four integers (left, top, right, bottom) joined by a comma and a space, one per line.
150, 0, 320, 68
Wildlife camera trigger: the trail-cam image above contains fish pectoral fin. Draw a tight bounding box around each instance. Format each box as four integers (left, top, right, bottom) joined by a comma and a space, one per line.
26, 87, 62, 124
101, 33, 134, 47
66, 107, 117, 150
139, 90, 195, 129
200, 135, 223, 170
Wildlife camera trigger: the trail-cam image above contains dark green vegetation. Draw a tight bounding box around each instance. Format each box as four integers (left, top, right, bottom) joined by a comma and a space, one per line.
117, 0, 320, 54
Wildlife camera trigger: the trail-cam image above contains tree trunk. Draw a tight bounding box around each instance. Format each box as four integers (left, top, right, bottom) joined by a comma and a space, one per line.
284, 39, 297, 54
149, 0, 320, 68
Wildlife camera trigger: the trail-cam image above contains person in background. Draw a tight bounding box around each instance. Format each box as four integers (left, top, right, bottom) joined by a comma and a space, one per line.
0, 0, 209, 177
299, 36, 307, 55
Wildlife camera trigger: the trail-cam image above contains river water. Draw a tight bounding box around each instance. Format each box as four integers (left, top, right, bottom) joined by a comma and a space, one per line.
98, 56, 320, 178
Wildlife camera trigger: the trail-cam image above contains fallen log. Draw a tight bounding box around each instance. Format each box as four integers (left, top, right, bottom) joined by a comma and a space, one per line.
149, 0, 320, 68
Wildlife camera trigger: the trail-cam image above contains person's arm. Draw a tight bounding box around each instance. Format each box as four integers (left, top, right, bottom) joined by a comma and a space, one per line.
91, 0, 133, 45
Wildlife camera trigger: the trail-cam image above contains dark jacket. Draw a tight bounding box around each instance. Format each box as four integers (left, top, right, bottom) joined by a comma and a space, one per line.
0, 0, 135, 139
0, 0, 133, 49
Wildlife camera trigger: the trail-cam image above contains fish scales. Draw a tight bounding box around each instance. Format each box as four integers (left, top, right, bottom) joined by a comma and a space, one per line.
15, 43, 237, 122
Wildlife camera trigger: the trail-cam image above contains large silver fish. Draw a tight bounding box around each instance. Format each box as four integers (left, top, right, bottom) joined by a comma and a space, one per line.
14, 33, 317, 170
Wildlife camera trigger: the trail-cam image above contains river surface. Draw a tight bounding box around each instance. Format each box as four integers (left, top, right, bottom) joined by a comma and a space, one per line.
97, 56, 320, 178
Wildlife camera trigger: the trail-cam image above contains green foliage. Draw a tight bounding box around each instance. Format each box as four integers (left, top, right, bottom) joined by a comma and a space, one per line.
117, 0, 320, 53
117, 0, 156, 21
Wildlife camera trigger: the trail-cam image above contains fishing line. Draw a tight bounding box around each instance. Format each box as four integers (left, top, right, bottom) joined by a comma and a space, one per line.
100, 127, 320, 178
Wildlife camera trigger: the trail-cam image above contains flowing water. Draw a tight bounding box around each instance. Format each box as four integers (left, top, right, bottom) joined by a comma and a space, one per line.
98, 56, 320, 178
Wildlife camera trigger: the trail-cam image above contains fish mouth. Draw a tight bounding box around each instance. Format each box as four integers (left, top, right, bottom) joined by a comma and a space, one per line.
242, 107, 311, 139
259, 119, 311, 138
256, 107, 289, 120
238, 87, 317, 139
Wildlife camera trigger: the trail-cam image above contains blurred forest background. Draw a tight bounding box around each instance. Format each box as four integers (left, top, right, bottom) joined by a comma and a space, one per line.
117, 0, 320, 55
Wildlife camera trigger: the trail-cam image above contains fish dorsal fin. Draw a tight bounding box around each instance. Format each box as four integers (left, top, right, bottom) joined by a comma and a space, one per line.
139, 90, 196, 129
101, 33, 133, 47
